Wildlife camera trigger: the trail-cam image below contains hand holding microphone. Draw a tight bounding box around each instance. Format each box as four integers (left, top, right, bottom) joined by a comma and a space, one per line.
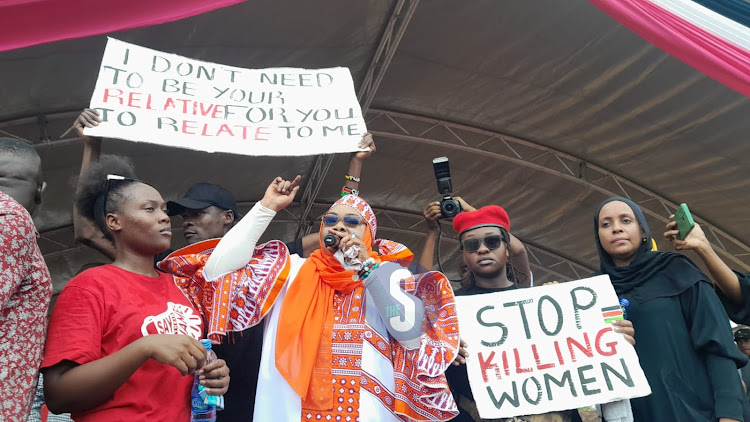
324, 231, 369, 264
324, 233, 340, 248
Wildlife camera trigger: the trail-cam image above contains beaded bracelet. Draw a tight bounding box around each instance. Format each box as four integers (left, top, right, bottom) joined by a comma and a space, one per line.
359, 258, 375, 276
345, 174, 361, 183
361, 257, 376, 270
341, 186, 359, 197
359, 262, 380, 281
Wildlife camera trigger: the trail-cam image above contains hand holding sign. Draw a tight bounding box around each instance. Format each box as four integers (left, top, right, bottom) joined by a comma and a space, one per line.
611, 319, 635, 345
75, 108, 102, 138
352, 132, 376, 161
452, 338, 470, 366
455, 275, 650, 419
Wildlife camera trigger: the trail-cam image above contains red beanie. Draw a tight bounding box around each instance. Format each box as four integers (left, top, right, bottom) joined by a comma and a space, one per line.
452, 205, 511, 236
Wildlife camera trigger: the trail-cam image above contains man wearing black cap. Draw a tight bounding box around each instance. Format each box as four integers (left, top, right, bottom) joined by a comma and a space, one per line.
163, 183, 263, 422
165, 182, 320, 259
167, 183, 239, 246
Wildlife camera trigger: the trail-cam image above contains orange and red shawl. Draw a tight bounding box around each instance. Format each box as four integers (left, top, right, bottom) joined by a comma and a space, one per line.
274, 195, 413, 410
158, 238, 290, 342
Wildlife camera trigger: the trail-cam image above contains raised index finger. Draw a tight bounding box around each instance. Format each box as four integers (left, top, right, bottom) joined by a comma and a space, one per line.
289, 175, 302, 190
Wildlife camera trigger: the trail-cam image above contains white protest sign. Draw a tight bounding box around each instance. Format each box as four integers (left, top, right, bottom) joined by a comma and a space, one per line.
455, 276, 651, 419
84, 38, 368, 156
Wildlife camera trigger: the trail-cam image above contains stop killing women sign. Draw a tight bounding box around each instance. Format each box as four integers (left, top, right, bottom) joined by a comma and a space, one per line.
455, 275, 651, 419
84, 38, 368, 156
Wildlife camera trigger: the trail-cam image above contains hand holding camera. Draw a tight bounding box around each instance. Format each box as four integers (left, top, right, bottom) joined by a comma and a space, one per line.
432, 157, 463, 218
423, 202, 442, 230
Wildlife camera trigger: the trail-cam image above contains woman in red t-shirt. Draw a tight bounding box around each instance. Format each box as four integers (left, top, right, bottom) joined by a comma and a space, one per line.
41, 156, 230, 421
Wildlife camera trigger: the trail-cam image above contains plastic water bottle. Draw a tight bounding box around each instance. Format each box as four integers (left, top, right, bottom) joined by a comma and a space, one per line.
619, 297, 631, 320
191, 339, 217, 422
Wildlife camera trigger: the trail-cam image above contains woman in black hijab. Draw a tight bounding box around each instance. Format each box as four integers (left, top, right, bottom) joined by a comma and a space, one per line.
595, 197, 747, 422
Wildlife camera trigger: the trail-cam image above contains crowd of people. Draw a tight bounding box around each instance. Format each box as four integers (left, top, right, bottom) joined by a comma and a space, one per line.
1, 108, 749, 422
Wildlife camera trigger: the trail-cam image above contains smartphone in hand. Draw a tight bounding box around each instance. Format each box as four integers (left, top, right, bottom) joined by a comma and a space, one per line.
672, 203, 695, 240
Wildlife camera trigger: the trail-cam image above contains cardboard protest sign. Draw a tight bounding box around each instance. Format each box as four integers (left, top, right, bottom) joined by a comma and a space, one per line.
84, 38, 368, 156
455, 276, 651, 419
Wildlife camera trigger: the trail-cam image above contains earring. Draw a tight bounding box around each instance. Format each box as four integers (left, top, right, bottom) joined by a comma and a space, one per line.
642, 237, 647, 243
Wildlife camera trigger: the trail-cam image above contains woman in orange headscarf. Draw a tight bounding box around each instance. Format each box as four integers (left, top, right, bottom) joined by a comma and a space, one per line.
184, 193, 460, 421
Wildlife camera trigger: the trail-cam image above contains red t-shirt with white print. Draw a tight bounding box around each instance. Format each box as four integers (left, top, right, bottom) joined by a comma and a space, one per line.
42, 265, 204, 421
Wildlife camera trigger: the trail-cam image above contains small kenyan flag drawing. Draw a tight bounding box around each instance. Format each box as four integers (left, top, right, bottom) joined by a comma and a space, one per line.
602, 305, 624, 324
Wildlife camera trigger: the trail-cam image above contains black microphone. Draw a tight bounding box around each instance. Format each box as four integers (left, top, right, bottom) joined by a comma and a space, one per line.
323, 233, 339, 248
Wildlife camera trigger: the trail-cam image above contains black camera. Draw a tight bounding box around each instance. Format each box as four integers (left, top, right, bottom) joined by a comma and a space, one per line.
432, 157, 462, 218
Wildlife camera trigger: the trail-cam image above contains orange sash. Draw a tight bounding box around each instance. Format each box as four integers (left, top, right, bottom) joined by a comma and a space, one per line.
275, 228, 379, 410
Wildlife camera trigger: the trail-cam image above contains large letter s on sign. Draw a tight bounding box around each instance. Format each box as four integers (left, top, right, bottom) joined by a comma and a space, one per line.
389, 268, 416, 332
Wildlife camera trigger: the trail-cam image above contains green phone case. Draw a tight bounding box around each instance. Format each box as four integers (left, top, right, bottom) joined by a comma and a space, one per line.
672, 203, 695, 241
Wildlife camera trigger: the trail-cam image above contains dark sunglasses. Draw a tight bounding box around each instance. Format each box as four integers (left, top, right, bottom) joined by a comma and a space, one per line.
461, 234, 504, 253
322, 214, 363, 228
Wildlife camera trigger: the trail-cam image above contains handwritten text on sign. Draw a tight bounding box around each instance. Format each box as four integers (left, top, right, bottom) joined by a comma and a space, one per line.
455, 276, 651, 419
83, 38, 367, 156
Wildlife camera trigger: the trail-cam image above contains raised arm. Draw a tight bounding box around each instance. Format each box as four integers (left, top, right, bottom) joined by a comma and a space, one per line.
298, 133, 375, 257
203, 176, 300, 280
417, 201, 441, 271
417, 197, 476, 272
508, 233, 532, 287
665, 218, 742, 305
72, 109, 116, 260
343, 132, 375, 193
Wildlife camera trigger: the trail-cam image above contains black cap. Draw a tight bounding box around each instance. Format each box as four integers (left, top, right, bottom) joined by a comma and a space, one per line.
735, 327, 750, 341
167, 183, 238, 217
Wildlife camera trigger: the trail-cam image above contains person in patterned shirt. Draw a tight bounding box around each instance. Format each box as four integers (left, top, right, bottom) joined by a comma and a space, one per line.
0, 137, 52, 420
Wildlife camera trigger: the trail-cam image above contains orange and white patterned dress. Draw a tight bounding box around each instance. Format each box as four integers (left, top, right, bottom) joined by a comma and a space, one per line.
254, 253, 460, 422
161, 240, 460, 421
160, 195, 460, 422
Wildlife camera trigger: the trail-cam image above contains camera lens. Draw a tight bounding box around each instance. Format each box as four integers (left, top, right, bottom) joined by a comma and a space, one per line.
440, 199, 462, 218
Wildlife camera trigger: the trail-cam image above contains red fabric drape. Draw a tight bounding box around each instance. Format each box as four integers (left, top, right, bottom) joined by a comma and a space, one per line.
0, 0, 245, 52
590, 0, 750, 97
